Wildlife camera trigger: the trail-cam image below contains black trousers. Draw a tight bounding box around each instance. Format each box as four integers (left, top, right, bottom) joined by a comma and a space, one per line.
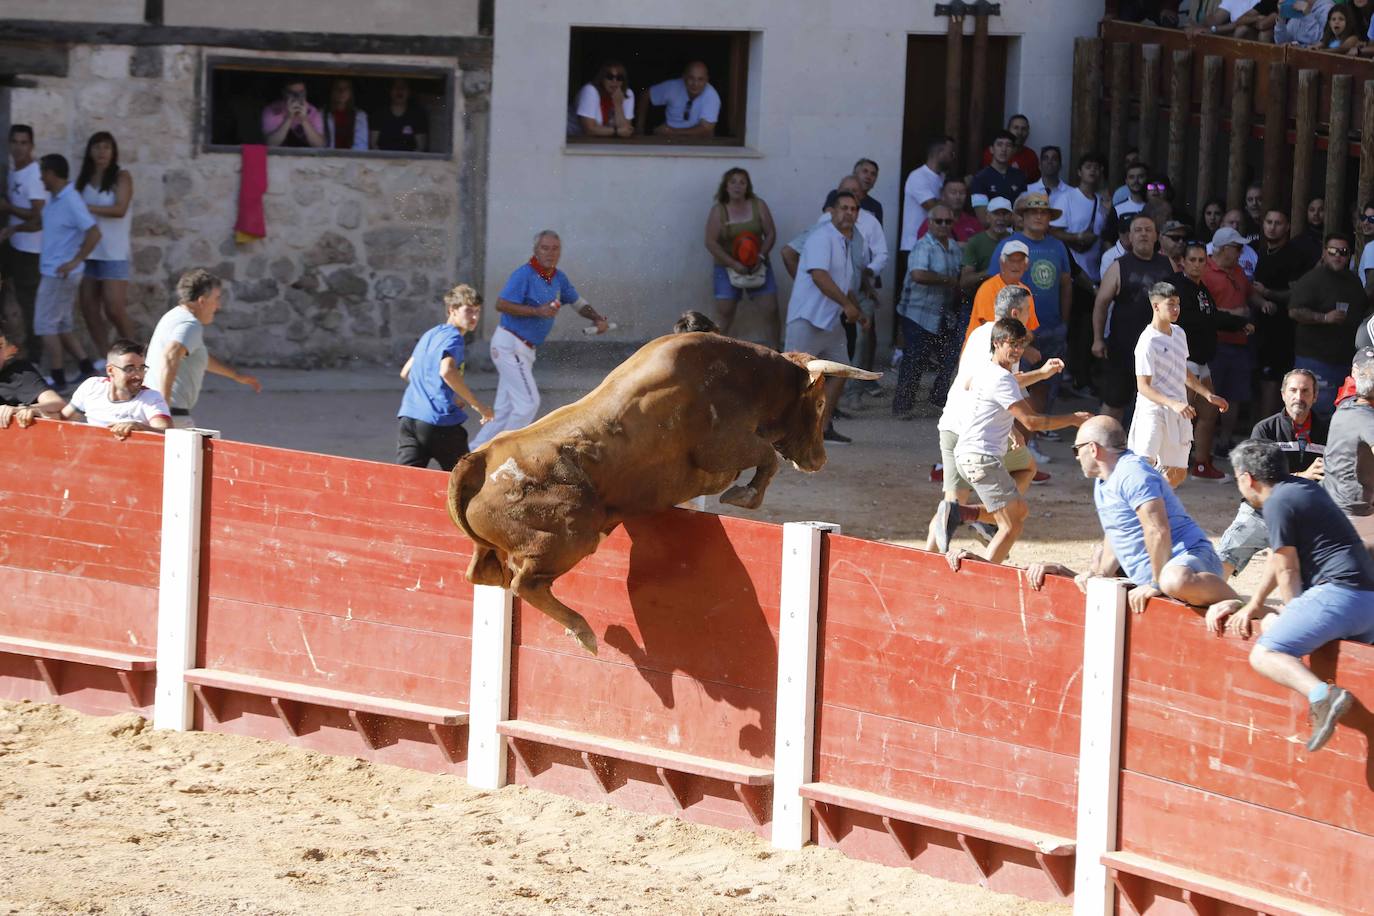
396, 417, 470, 472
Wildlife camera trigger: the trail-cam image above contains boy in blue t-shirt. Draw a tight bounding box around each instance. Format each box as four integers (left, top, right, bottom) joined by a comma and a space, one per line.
396, 284, 492, 471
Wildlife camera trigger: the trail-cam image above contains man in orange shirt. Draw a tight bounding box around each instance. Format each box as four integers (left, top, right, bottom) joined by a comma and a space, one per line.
964, 240, 1035, 348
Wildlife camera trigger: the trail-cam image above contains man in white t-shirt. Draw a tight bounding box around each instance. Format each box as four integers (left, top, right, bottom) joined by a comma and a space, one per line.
931, 316, 1091, 567
1028, 146, 1073, 217
1128, 281, 1229, 487
0, 125, 45, 360
1188, 0, 1273, 40
1052, 151, 1110, 282
62, 339, 171, 439
900, 136, 954, 262
637, 61, 721, 139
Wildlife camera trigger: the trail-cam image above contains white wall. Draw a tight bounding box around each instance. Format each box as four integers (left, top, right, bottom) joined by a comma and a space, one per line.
485, 0, 1102, 345
0, 0, 143, 22
162, 0, 480, 35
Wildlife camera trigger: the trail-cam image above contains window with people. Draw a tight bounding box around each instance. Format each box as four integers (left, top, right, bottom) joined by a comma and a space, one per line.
1114, 0, 1374, 55
565, 28, 749, 145
206, 63, 450, 155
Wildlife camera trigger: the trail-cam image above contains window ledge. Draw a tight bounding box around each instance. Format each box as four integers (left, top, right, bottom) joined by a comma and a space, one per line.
202, 145, 451, 161
563, 143, 762, 159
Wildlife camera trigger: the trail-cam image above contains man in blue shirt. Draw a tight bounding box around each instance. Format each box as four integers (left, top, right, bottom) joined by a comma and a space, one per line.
1072, 415, 1236, 614
1207, 439, 1374, 753
470, 230, 609, 448
397, 284, 492, 471
637, 61, 721, 139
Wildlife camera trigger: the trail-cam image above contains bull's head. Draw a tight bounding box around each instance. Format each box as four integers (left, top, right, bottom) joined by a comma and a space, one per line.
775, 358, 882, 472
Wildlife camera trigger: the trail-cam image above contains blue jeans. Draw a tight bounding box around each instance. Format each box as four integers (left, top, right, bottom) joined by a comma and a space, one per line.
894, 314, 956, 414
1294, 356, 1346, 421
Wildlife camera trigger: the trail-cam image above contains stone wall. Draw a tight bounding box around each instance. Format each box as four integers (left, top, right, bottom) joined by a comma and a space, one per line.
9, 44, 488, 367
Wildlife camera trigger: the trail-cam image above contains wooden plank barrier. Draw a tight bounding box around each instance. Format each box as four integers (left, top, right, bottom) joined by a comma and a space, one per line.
192, 439, 473, 773
0, 420, 161, 715
809, 537, 1085, 903
500, 509, 782, 836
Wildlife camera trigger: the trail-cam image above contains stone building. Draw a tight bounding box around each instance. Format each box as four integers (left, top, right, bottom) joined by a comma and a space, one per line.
0, 1, 491, 366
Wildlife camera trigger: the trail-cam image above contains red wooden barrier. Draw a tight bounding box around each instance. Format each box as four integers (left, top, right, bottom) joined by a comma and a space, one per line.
811, 537, 1085, 903
193, 440, 474, 773
504, 509, 781, 835
1113, 601, 1374, 914
0, 420, 161, 715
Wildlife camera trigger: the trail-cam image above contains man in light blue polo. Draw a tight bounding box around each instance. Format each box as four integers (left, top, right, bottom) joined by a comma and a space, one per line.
470, 230, 609, 448
784, 191, 870, 444
638, 61, 721, 139
34, 154, 100, 390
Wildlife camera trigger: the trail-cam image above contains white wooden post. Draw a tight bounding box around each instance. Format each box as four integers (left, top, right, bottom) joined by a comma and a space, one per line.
1073, 577, 1129, 916
771, 520, 840, 849
153, 429, 207, 731
466, 583, 514, 790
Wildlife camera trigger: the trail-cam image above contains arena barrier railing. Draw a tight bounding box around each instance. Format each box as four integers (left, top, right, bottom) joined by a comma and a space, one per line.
2, 425, 1370, 914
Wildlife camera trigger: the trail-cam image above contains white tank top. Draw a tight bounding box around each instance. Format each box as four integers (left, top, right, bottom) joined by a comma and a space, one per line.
80, 174, 131, 261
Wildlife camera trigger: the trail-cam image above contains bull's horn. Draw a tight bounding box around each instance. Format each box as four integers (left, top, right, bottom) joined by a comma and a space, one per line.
806, 359, 883, 384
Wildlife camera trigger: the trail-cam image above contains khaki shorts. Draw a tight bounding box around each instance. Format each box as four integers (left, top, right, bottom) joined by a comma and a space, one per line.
784, 319, 849, 362
941, 431, 1032, 498
955, 452, 1021, 513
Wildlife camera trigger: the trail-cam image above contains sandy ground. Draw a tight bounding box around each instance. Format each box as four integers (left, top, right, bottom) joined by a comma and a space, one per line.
7, 353, 1270, 914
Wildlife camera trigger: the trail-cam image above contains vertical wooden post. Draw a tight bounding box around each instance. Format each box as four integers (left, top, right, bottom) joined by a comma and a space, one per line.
466, 584, 514, 790
1166, 49, 1191, 191
1072, 37, 1104, 168
1197, 55, 1223, 217
1227, 58, 1255, 211
1108, 42, 1131, 188
1359, 80, 1374, 217
966, 12, 990, 176
1326, 74, 1353, 236
1138, 44, 1161, 170
1292, 70, 1319, 230
154, 429, 208, 731
771, 521, 840, 850
944, 13, 964, 143
1262, 62, 1288, 213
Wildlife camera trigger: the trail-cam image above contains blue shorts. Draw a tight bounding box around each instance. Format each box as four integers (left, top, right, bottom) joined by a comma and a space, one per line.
1258, 582, 1374, 657
1165, 541, 1224, 579
84, 259, 130, 281
713, 260, 777, 300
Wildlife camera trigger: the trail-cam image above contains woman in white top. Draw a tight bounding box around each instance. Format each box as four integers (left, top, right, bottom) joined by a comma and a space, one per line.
569, 60, 635, 138
76, 131, 135, 354
324, 77, 369, 150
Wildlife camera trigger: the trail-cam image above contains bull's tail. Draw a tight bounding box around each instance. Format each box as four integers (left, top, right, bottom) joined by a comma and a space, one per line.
447, 451, 509, 587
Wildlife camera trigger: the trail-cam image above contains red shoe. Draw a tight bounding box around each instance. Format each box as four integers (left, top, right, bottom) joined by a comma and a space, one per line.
1032, 470, 1051, 485
930, 464, 943, 483
1191, 461, 1230, 482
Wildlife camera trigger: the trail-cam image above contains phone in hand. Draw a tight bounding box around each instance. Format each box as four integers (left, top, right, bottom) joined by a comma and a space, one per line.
1337, 301, 1351, 314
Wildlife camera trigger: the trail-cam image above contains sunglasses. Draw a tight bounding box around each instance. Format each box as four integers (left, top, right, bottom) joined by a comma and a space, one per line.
1146, 183, 1167, 192
1361, 215, 1374, 224
1328, 247, 1352, 256
930, 218, 954, 225
603, 72, 626, 81
1071, 442, 1093, 456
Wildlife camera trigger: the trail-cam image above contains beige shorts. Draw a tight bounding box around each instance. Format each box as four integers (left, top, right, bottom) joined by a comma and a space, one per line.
955, 452, 1021, 513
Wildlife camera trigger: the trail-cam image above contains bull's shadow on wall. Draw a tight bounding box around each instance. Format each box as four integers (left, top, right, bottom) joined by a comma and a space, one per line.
603, 511, 777, 759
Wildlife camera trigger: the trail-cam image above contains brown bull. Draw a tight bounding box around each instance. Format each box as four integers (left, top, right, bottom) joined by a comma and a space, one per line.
446, 332, 879, 654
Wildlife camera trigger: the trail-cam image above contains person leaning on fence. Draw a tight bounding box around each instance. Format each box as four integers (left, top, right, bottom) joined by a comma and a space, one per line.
0, 327, 64, 431
1206, 439, 1373, 754
396, 284, 492, 471
61, 339, 171, 441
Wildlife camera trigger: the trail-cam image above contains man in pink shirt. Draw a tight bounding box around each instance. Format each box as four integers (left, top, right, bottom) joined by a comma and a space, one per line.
262, 78, 325, 148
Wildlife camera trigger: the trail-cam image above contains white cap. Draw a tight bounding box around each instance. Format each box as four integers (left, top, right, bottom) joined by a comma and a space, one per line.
987, 197, 1013, 213
1211, 227, 1246, 249
1001, 240, 1030, 259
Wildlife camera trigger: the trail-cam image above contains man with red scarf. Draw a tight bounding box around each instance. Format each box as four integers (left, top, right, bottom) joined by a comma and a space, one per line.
470, 230, 609, 448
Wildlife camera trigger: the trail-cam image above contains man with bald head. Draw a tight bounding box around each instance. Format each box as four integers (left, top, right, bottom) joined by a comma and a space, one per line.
1073, 415, 1237, 613
638, 61, 721, 138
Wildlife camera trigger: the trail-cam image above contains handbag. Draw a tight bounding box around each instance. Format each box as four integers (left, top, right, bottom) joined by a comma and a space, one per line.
727, 265, 767, 289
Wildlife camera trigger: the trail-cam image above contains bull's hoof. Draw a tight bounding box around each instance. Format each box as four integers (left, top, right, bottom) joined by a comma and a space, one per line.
566, 625, 599, 655
719, 484, 761, 509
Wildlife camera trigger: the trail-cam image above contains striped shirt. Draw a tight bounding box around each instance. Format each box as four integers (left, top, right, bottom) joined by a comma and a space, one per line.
1134, 324, 1189, 405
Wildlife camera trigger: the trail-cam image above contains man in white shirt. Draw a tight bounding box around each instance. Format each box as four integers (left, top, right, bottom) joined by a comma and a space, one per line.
1053, 151, 1110, 282
0, 125, 44, 360
900, 136, 955, 270
784, 192, 871, 443
1028, 146, 1073, 217
1208, 209, 1260, 278
1187, 0, 1273, 40
636, 61, 721, 139
62, 339, 171, 440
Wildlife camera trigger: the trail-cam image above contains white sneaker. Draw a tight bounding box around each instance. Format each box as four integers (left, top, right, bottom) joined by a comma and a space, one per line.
1027, 441, 1051, 465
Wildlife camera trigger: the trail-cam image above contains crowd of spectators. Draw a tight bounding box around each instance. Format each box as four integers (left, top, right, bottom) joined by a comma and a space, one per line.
1117, 0, 1374, 55
263, 76, 430, 152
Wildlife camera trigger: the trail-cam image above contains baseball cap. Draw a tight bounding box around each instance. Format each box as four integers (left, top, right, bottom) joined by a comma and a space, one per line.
986, 197, 1013, 214
1001, 240, 1031, 259
1211, 227, 1246, 249
1162, 219, 1191, 237
1014, 191, 1064, 219
1355, 346, 1374, 370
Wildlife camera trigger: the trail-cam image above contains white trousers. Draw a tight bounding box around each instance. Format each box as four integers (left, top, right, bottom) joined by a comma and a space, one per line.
470, 326, 540, 448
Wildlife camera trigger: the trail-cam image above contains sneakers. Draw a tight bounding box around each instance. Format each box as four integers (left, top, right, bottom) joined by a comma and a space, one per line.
1307, 685, 1353, 753
1032, 470, 1051, 484
969, 521, 998, 546
823, 424, 852, 444
1191, 461, 1230, 482
1039, 430, 1062, 442
1027, 441, 1051, 464
933, 500, 961, 553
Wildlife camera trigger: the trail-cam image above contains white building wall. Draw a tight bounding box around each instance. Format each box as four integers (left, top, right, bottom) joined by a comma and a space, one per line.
485, 0, 1102, 346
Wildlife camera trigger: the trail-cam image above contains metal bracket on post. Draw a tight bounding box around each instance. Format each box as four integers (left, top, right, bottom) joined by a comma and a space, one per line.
1073, 577, 1129, 916
466, 583, 514, 790
935, 1, 1002, 15
771, 520, 841, 850
153, 429, 208, 731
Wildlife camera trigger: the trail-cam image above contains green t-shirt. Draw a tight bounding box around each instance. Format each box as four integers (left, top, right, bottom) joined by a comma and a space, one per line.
962, 230, 1003, 275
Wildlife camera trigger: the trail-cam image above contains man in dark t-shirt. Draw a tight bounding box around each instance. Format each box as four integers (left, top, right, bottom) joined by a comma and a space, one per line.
1092, 212, 1175, 418
371, 78, 429, 152
1252, 209, 1313, 416
1208, 438, 1374, 753
0, 329, 64, 427
969, 131, 1028, 226
1288, 232, 1368, 419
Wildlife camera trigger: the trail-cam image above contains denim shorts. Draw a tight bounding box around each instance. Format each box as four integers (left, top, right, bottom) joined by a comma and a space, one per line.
713, 260, 777, 300
84, 258, 130, 281
1164, 541, 1224, 579
1217, 501, 1267, 573
1210, 343, 1253, 406
1258, 582, 1374, 657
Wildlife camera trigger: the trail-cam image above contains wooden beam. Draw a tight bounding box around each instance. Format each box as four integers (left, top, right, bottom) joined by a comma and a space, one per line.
1326, 74, 1353, 235
1227, 58, 1255, 211
944, 13, 965, 142
1262, 62, 1287, 212
1138, 44, 1161, 169
1166, 49, 1191, 190
1292, 69, 1319, 230
966, 12, 990, 176
1197, 55, 1223, 213
1108, 42, 1131, 188
1360, 80, 1374, 217
0, 19, 491, 67
1072, 37, 1104, 168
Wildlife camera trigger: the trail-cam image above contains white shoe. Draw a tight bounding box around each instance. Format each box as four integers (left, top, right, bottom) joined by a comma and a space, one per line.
1027, 441, 1051, 465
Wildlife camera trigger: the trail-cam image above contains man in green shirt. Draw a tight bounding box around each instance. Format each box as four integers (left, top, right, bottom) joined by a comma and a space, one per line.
960, 196, 1013, 291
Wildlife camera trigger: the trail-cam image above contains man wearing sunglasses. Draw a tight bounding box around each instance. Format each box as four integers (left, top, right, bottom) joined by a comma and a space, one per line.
60, 339, 170, 440
1288, 232, 1368, 419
